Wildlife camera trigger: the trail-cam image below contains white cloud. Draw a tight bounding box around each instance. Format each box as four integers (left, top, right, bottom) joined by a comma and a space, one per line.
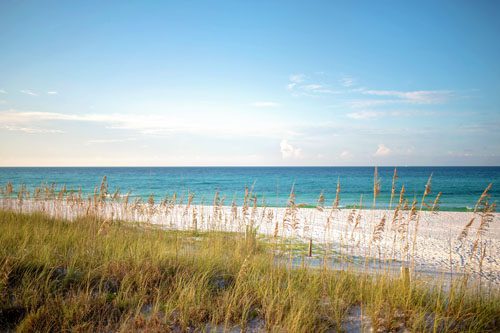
347, 109, 434, 120
0, 89, 6, 94
1, 125, 64, 134
251, 101, 281, 108
289, 74, 305, 83
302, 84, 337, 94
287, 74, 338, 96
287, 74, 452, 106
347, 111, 382, 120
0, 110, 292, 139
346, 110, 435, 120
280, 139, 303, 159
287, 74, 305, 91
374, 144, 392, 157
303, 84, 323, 91
86, 138, 137, 145
447, 150, 474, 158
340, 76, 356, 87
362, 89, 451, 104
340, 150, 352, 159
20, 90, 38, 96
2, 110, 432, 141
346, 99, 397, 108
0, 110, 85, 123
47, 91, 58, 95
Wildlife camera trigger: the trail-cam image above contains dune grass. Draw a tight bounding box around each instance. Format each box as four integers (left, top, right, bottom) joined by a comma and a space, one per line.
0, 210, 499, 332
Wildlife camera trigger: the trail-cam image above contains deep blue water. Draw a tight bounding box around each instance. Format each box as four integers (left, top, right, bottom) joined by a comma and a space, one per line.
0, 167, 498, 211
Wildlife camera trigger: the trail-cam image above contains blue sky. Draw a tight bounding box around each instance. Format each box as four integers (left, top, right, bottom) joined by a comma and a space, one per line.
0, 0, 499, 166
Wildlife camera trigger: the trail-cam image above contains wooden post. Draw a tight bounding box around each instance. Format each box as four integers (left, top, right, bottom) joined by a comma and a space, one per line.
400, 266, 410, 286
308, 238, 313, 257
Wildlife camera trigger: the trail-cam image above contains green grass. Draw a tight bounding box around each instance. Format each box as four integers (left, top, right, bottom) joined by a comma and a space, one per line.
0, 210, 499, 332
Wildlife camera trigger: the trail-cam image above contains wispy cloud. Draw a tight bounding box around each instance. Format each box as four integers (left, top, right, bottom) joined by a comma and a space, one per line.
286, 73, 305, 91
86, 138, 137, 145
0, 109, 449, 142
445, 150, 500, 159
340, 150, 352, 159
289, 74, 305, 83
287, 73, 339, 96
347, 111, 381, 120
251, 101, 281, 108
374, 143, 392, 157
345, 99, 398, 109
20, 90, 39, 96
280, 139, 303, 159
0, 110, 85, 123
340, 76, 356, 87
303, 84, 323, 91
0, 110, 292, 139
362, 89, 452, 104
1, 124, 64, 134
287, 72, 454, 105
346, 110, 432, 120
47, 91, 58, 95
302, 84, 337, 94
0, 89, 6, 94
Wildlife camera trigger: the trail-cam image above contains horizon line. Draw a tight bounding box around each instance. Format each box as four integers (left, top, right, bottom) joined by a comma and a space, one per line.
0, 165, 499, 168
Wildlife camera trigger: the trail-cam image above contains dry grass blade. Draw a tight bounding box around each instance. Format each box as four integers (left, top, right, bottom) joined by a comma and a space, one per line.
424, 173, 433, 196
373, 167, 380, 208
283, 185, 298, 232
316, 191, 325, 212
333, 178, 341, 210
474, 183, 492, 213
372, 214, 386, 243
458, 218, 475, 242
99, 176, 108, 201
430, 192, 442, 213
472, 202, 496, 250
389, 168, 398, 209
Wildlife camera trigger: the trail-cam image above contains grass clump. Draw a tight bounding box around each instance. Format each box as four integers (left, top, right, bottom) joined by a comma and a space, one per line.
0, 210, 499, 332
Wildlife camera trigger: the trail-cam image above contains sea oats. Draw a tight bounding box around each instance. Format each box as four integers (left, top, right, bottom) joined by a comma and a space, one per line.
389, 168, 398, 209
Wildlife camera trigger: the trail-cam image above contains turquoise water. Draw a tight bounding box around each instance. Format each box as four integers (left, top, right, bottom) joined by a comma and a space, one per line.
0, 167, 498, 211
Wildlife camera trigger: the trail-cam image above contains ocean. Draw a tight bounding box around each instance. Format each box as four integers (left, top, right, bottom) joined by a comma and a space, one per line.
0, 167, 498, 211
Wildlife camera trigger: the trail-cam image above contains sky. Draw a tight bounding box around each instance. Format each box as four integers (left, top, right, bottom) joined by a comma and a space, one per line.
0, 0, 499, 166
